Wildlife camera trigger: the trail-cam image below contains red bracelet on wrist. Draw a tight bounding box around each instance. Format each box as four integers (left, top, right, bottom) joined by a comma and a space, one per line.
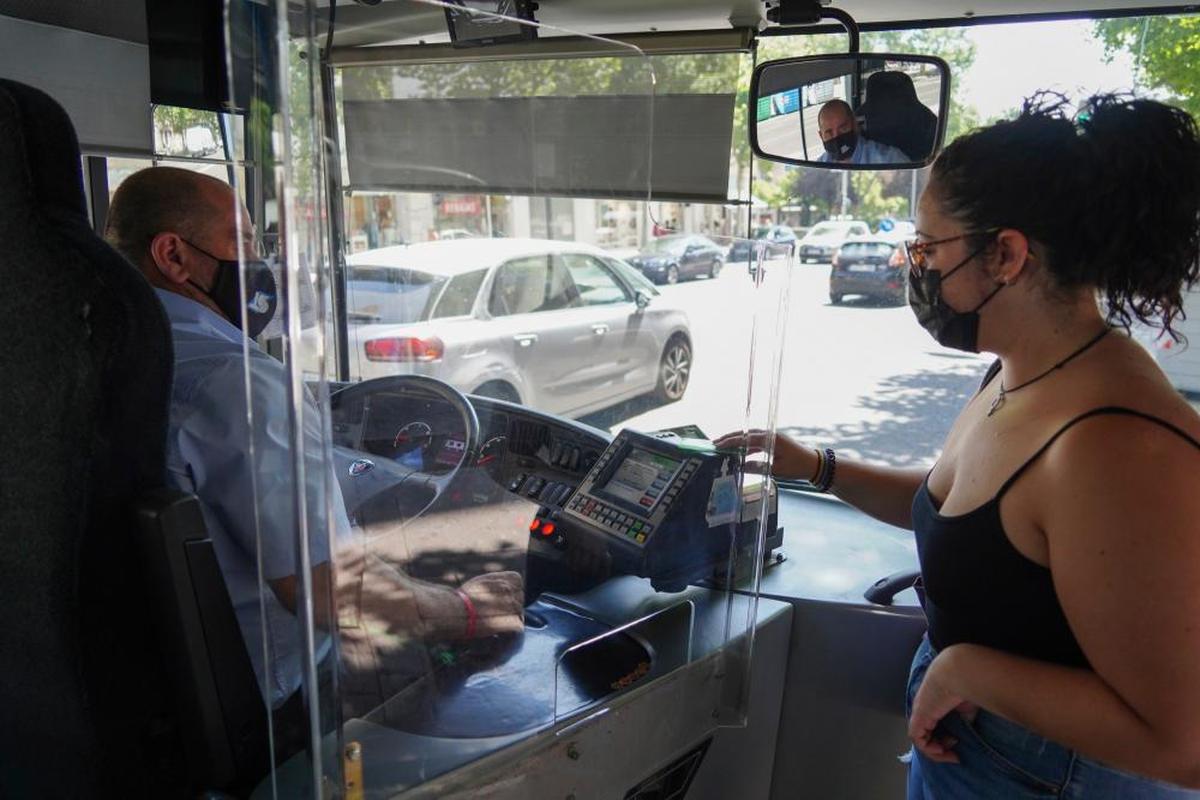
455, 588, 477, 639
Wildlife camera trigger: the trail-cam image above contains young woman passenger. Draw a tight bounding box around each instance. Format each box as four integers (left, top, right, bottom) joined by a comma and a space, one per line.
720, 94, 1200, 796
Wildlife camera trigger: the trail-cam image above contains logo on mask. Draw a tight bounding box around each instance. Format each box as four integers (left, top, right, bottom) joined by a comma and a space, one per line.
249, 290, 274, 315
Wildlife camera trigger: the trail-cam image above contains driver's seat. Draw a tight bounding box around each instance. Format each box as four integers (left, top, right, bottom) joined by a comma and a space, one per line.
860, 70, 938, 161
0, 79, 270, 797
0, 78, 183, 796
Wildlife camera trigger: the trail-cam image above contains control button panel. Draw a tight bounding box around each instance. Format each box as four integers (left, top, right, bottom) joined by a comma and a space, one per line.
565, 494, 656, 543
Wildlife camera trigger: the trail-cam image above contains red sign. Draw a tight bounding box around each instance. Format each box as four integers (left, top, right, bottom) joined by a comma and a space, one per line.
440, 197, 482, 216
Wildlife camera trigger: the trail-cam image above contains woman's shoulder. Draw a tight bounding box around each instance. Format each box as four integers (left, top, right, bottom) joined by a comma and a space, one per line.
1046, 348, 1200, 466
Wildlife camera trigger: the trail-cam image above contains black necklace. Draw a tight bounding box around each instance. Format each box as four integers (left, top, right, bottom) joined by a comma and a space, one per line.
988, 327, 1111, 417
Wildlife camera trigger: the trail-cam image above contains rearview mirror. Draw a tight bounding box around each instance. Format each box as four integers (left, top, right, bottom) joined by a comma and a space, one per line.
635, 289, 652, 309
750, 53, 950, 170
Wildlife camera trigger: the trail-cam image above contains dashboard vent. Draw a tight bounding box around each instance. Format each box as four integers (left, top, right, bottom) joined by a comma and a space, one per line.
507, 419, 548, 457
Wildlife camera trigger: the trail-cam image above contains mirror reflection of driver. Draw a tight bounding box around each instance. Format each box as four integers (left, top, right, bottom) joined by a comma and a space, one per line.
817, 99, 908, 165
105, 167, 524, 719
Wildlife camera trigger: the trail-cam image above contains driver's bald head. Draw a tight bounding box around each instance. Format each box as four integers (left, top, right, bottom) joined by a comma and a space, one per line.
105, 166, 233, 268
817, 99, 856, 139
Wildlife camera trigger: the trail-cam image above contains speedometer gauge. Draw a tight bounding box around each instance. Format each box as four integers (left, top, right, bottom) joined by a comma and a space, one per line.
478, 435, 507, 465
393, 421, 433, 452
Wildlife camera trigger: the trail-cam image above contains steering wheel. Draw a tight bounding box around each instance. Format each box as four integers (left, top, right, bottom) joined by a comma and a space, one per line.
329, 375, 481, 521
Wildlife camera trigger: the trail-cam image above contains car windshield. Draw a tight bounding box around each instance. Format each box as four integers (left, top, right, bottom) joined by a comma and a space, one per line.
642, 237, 689, 255
808, 224, 848, 237
607, 257, 660, 295
840, 242, 894, 256
346, 265, 448, 324
752, 227, 773, 239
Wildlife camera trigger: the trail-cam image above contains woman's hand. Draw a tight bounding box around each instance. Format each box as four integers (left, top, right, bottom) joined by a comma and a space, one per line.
908, 645, 978, 764
713, 428, 818, 482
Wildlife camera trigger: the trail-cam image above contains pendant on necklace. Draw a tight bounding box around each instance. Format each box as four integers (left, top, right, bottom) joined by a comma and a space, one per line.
988, 389, 1006, 417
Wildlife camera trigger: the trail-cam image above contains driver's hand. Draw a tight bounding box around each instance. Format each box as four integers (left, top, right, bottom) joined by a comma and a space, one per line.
458, 571, 525, 638
713, 429, 817, 482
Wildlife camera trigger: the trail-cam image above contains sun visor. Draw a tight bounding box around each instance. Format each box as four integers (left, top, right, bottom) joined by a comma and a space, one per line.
0, 15, 152, 155
341, 80, 736, 203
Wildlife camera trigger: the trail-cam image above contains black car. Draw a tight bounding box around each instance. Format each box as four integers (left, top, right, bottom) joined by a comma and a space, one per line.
627, 234, 724, 285
728, 225, 797, 272
829, 237, 908, 305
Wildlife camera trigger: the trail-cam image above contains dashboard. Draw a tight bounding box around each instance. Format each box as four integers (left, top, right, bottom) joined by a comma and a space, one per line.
329, 380, 612, 520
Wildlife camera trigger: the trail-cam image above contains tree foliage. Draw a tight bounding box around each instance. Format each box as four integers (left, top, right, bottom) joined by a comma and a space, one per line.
1096, 15, 1200, 117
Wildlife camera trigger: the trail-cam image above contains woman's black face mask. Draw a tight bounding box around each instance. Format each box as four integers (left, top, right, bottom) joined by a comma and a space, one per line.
181, 238, 277, 338
907, 238, 1004, 353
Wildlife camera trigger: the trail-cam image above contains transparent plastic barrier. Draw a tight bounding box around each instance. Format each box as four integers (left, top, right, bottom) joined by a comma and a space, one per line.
221, 1, 790, 796
220, 0, 341, 797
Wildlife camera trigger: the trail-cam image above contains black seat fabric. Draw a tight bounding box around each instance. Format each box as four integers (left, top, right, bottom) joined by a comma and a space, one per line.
0, 80, 181, 796
860, 70, 938, 161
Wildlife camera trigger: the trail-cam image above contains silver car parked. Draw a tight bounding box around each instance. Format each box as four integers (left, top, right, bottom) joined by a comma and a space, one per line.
317, 238, 693, 418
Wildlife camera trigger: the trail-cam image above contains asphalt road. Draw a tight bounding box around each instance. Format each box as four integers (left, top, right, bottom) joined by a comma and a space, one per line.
581, 257, 992, 469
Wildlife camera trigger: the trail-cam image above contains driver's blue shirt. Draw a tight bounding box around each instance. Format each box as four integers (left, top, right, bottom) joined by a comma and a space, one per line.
156, 290, 351, 708
818, 136, 909, 165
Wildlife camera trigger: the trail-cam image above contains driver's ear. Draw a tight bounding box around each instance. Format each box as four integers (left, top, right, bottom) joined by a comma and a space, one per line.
992, 229, 1031, 285
149, 232, 191, 286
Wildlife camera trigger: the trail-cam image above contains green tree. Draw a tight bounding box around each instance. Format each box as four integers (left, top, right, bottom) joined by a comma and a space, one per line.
1096, 15, 1200, 117
850, 172, 908, 227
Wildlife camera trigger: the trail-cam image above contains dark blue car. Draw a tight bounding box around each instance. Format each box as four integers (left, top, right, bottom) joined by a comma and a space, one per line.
627, 235, 724, 285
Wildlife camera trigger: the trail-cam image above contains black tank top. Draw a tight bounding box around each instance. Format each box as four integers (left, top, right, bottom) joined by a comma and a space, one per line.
912, 364, 1200, 668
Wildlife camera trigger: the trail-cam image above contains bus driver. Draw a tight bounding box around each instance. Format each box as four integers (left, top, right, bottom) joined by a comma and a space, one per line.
104, 167, 525, 719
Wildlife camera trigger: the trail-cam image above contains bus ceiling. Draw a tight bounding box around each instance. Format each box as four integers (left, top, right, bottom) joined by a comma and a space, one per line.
314, 0, 1198, 52
1, 1, 1196, 51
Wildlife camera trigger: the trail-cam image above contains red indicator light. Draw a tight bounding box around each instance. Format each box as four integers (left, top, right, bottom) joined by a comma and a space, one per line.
529, 518, 541, 532
364, 335, 444, 362
541, 522, 556, 536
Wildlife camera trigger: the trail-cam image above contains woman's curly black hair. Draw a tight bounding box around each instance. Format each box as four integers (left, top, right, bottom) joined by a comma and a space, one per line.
930, 92, 1200, 340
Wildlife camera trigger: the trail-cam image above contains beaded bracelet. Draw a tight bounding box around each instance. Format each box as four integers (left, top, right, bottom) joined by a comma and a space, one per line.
813, 447, 837, 493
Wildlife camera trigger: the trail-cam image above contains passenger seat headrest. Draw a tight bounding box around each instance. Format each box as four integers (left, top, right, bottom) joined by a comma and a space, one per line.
0, 79, 88, 220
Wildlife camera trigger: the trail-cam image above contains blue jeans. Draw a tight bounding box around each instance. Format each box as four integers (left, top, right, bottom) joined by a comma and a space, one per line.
906, 636, 1200, 799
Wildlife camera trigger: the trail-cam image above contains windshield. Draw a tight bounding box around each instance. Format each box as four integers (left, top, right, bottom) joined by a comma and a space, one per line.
346, 266, 448, 325
642, 236, 689, 255
607, 256, 660, 295
840, 241, 894, 256
308, 12, 1200, 474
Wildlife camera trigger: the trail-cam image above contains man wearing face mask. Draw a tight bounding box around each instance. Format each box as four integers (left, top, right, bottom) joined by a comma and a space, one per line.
816, 99, 908, 165
105, 167, 524, 726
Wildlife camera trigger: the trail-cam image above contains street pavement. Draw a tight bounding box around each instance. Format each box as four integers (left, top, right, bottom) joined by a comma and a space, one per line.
581, 256, 991, 468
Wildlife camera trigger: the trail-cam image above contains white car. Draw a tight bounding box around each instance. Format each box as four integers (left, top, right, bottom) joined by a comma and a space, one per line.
798, 219, 871, 263
309, 239, 693, 418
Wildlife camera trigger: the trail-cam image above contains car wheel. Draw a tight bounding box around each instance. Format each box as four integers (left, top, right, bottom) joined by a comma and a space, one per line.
830, 293, 843, 305
471, 381, 521, 405
709, 259, 722, 279
665, 265, 679, 285
655, 337, 691, 403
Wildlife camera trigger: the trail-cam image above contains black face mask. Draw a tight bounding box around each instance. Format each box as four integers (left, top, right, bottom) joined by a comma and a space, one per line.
908, 245, 1004, 353
823, 130, 858, 161
182, 239, 277, 339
